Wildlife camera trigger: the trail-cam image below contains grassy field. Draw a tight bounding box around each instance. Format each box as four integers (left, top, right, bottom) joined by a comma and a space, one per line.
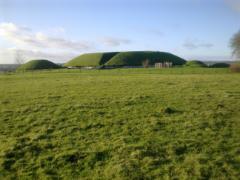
0, 68, 240, 179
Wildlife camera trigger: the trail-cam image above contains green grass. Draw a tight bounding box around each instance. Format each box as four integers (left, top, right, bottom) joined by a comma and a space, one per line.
17, 59, 60, 70
64, 52, 119, 67
105, 51, 186, 66
0, 68, 240, 179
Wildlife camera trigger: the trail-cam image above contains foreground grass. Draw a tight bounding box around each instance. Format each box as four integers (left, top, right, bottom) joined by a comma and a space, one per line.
0, 68, 240, 179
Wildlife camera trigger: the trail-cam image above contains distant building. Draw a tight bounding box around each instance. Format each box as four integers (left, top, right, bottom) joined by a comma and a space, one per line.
155, 62, 173, 68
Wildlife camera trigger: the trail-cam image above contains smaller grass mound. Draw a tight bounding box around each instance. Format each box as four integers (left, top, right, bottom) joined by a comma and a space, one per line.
64, 52, 119, 67
185, 60, 207, 68
210, 63, 230, 68
17, 60, 60, 71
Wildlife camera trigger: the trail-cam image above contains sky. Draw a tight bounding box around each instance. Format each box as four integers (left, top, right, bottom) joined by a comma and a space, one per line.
0, 0, 240, 64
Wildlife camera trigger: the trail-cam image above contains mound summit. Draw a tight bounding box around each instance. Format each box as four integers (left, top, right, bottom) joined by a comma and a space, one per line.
185, 60, 207, 68
64, 51, 186, 67
18, 59, 60, 70
64, 52, 118, 67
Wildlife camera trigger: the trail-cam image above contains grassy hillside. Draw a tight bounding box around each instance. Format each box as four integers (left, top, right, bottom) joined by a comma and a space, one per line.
64, 52, 119, 67
105, 51, 186, 66
0, 68, 240, 179
185, 60, 207, 68
17, 60, 60, 70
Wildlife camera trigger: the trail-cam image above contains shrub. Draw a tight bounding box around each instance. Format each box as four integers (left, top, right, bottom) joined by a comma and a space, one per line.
142, 59, 150, 68
230, 30, 240, 58
230, 63, 240, 72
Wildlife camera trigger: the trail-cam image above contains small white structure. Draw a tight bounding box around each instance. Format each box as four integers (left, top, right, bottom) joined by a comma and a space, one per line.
155, 62, 173, 68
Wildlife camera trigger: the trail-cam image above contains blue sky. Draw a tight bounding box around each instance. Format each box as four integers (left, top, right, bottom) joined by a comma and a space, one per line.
0, 0, 240, 63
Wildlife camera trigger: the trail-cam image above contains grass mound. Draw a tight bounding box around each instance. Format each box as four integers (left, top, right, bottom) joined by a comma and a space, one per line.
105, 51, 186, 66
185, 60, 207, 68
64, 52, 119, 67
210, 63, 230, 68
17, 60, 60, 71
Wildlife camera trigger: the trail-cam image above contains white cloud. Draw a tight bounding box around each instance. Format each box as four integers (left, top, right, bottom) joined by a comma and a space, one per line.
183, 39, 214, 50
0, 22, 132, 63
100, 37, 131, 47
0, 22, 92, 51
0, 48, 78, 64
0, 22, 95, 63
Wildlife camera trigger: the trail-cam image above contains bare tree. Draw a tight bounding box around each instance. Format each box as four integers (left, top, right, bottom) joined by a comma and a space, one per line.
231, 30, 240, 59
14, 50, 25, 65
142, 59, 150, 68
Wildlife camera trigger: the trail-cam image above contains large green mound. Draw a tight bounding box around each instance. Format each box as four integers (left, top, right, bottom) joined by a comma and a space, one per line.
185, 60, 207, 68
210, 63, 230, 68
18, 60, 60, 70
105, 51, 186, 66
64, 52, 119, 67
64, 51, 186, 67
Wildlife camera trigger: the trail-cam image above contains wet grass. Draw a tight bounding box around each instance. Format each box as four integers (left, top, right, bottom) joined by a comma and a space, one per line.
0, 68, 239, 179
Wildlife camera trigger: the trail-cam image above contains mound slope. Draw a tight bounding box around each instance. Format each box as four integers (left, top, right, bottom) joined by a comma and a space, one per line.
64, 52, 119, 67
17, 60, 60, 70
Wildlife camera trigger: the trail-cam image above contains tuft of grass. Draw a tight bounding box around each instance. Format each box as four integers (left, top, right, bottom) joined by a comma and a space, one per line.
161, 107, 177, 114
